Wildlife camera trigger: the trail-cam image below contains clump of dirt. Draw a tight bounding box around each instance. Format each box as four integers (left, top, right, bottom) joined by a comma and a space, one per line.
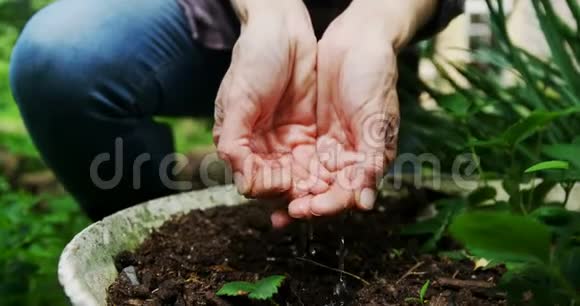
108, 194, 506, 305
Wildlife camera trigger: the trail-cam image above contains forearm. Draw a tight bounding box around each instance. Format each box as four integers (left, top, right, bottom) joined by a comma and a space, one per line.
347, 0, 439, 51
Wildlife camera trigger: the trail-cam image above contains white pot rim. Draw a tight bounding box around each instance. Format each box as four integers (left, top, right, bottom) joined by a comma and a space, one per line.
58, 185, 247, 306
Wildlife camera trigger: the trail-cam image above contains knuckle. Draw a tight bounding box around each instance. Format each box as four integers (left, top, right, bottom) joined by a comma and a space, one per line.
217, 144, 236, 163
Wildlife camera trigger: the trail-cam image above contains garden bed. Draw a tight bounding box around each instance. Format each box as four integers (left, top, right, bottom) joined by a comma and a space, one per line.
107, 194, 506, 305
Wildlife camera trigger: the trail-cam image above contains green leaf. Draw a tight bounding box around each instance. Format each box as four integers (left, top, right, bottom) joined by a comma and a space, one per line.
521, 181, 558, 212
401, 199, 467, 252
530, 206, 574, 227
216, 281, 256, 297
501, 110, 578, 147
401, 215, 447, 235
559, 247, 580, 290
402, 199, 466, 235
531, 0, 580, 100
543, 144, 580, 168
0, 175, 8, 193
248, 275, 285, 300
449, 212, 551, 263
216, 275, 286, 300
525, 160, 570, 173
468, 186, 497, 206
476, 201, 512, 213
502, 178, 523, 213
499, 264, 572, 306
437, 93, 470, 117
469, 108, 580, 149
419, 280, 430, 301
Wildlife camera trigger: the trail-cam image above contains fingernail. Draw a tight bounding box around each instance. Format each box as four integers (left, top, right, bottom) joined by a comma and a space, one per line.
359, 188, 376, 210
234, 172, 248, 194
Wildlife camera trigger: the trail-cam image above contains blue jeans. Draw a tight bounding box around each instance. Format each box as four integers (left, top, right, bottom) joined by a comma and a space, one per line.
10, 0, 231, 220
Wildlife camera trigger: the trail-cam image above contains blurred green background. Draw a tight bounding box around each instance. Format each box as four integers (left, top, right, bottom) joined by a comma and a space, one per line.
0, 1, 214, 304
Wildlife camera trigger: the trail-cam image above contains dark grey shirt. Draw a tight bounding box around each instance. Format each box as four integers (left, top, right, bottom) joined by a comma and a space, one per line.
177, 0, 465, 50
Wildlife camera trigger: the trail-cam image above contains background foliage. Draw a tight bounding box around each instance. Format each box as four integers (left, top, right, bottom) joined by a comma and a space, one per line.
0, 1, 214, 304
405, 1, 580, 304
0, 1, 89, 305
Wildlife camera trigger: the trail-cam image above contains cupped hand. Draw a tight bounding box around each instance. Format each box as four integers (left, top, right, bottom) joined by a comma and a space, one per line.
287, 3, 402, 219
213, 1, 328, 211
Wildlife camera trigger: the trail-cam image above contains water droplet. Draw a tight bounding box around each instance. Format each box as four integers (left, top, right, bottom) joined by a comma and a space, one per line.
334, 212, 350, 302
309, 245, 318, 256
290, 245, 298, 257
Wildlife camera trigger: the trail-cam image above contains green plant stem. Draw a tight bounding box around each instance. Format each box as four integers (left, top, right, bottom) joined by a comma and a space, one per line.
507, 146, 526, 214
550, 265, 580, 303
527, 132, 545, 211
562, 182, 573, 206
466, 130, 487, 185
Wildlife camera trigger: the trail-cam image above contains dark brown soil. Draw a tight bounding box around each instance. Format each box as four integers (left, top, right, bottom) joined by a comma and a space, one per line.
107, 194, 506, 306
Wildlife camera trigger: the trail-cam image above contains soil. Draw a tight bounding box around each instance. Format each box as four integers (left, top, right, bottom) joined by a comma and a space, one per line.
108, 191, 507, 306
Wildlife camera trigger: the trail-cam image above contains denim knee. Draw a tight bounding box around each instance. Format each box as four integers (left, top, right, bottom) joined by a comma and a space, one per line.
10, 0, 105, 117
10, 0, 162, 121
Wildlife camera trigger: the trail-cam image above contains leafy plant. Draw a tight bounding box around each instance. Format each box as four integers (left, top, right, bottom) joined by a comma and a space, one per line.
404, 280, 431, 304
450, 211, 580, 305
389, 248, 405, 259
216, 275, 286, 301
450, 212, 551, 264
402, 1, 580, 304
401, 198, 467, 252
0, 182, 89, 305
415, 0, 580, 178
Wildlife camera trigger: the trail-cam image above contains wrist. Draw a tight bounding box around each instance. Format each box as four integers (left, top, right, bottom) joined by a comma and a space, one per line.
231, 0, 308, 25
347, 0, 438, 51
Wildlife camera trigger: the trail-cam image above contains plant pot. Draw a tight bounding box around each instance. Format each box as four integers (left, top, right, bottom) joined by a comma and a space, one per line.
58, 179, 580, 305
58, 185, 247, 306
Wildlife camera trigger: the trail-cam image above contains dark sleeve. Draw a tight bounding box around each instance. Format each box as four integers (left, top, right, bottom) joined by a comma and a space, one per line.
412, 0, 465, 42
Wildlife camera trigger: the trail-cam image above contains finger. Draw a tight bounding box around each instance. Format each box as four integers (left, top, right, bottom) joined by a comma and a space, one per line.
291, 159, 330, 198
271, 209, 294, 228
247, 156, 292, 198
355, 187, 378, 211
288, 195, 314, 219
309, 183, 354, 217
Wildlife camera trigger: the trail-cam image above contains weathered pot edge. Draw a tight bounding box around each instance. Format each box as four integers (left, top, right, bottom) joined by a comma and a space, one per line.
58, 185, 248, 306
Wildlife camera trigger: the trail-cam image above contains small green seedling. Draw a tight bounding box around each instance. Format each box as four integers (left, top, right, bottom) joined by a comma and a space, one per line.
404, 280, 430, 304
216, 275, 286, 301
389, 248, 405, 259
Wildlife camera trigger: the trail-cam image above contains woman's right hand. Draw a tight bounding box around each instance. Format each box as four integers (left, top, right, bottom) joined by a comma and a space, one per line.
213, 0, 327, 218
